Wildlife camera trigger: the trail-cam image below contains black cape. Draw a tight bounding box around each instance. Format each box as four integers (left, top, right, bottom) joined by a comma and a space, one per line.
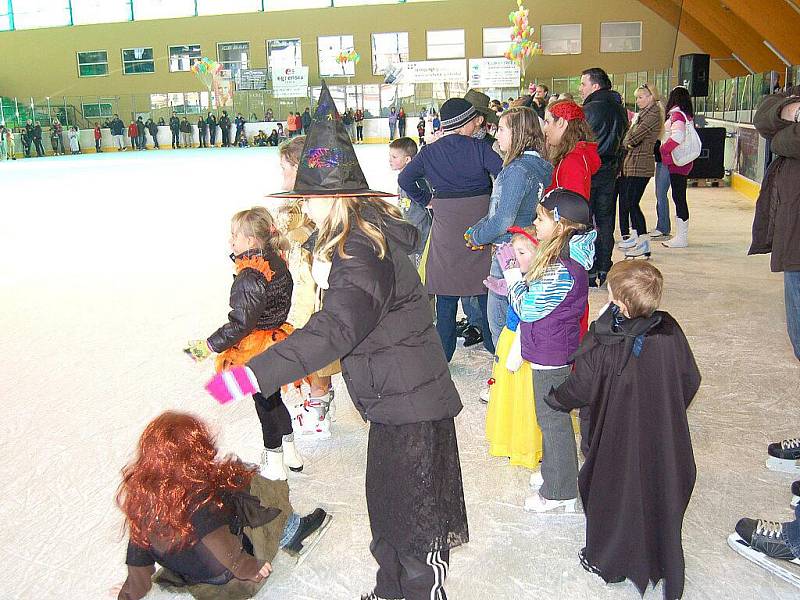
548, 309, 700, 600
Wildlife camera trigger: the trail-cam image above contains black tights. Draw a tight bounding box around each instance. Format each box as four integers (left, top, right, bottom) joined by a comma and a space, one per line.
253, 391, 293, 449
619, 176, 650, 235
669, 174, 689, 220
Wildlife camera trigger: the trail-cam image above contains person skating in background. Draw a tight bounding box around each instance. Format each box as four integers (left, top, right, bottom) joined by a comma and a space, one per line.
32, 121, 45, 157
220, 111, 232, 147
197, 115, 207, 148
3, 125, 16, 159
206, 112, 218, 147
205, 83, 468, 599
136, 116, 146, 150
169, 112, 181, 149
499, 189, 596, 513
22, 119, 33, 157
92, 122, 102, 153
301, 107, 311, 135
112, 412, 331, 600
389, 136, 432, 269
235, 112, 246, 145
388, 106, 398, 141
354, 107, 364, 143
180, 116, 193, 149
184, 207, 304, 481
68, 126, 80, 154
579, 67, 629, 287
110, 114, 126, 151
416, 114, 425, 146
51, 118, 65, 155
398, 106, 407, 137
343, 108, 355, 141
546, 261, 700, 598
49, 124, 60, 156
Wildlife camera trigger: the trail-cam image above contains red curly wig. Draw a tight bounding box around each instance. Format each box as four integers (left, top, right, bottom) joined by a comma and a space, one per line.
116, 411, 257, 550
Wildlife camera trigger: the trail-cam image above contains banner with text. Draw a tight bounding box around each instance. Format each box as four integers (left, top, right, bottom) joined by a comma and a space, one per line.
385, 60, 467, 85
468, 58, 520, 88
272, 66, 309, 98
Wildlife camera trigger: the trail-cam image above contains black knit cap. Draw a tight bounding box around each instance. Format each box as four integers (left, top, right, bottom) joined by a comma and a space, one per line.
439, 98, 478, 132
267, 80, 394, 198
541, 188, 592, 227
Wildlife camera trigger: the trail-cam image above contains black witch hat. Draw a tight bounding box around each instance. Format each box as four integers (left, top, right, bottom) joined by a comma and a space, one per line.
267, 80, 394, 198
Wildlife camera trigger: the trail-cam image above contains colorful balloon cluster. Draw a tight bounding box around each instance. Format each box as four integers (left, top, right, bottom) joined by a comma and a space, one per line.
190, 56, 223, 90
504, 0, 542, 73
335, 49, 361, 66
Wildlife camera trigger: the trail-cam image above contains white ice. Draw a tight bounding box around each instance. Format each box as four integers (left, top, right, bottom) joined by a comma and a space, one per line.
0, 146, 798, 599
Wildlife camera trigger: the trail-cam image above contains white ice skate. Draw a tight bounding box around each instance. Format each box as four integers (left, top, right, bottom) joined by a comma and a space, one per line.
282, 437, 304, 473
297, 407, 332, 440
766, 438, 800, 475
260, 449, 287, 481
529, 471, 543, 489
524, 491, 580, 514
728, 531, 800, 589
768, 457, 800, 475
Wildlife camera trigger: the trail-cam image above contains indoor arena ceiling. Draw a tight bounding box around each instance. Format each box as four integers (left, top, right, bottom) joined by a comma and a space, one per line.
637, 0, 800, 76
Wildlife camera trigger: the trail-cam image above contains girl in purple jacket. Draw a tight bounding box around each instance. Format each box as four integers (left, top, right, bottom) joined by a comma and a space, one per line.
497, 188, 596, 513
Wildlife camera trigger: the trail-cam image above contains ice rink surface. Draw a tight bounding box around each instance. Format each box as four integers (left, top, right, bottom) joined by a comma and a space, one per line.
1, 146, 798, 599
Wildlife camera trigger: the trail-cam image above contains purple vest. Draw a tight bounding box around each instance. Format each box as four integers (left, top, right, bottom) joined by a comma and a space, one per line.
520, 257, 588, 367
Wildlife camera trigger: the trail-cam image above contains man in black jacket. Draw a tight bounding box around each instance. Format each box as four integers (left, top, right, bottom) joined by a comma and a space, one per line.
146, 118, 159, 149
301, 107, 312, 135
23, 120, 33, 157
136, 116, 147, 150
197, 116, 208, 148
219, 111, 232, 147
206, 112, 218, 146
110, 114, 126, 151
32, 121, 45, 156
234, 112, 246, 145
580, 67, 629, 287
169, 112, 181, 149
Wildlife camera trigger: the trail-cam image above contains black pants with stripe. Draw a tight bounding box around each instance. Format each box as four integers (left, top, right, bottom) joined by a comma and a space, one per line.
253, 390, 293, 450
371, 537, 449, 600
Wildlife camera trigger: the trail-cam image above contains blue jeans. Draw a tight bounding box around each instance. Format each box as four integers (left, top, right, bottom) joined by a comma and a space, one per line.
436, 294, 493, 361
655, 162, 671, 235
389, 122, 397, 140
782, 503, 800, 558
486, 257, 507, 348
785, 271, 800, 360
279, 512, 300, 547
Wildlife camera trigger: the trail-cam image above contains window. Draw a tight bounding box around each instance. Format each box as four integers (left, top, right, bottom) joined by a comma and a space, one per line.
218, 42, 250, 78
71, 1, 131, 25
169, 45, 202, 72
266, 0, 330, 10
541, 24, 581, 55
12, 0, 71, 30
267, 38, 302, 72
122, 47, 155, 74
318, 35, 355, 77
371, 32, 409, 76
426, 29, 465, 60
483, 27, 511, 57
600, 21, 642, 53
132, 0, 195, 20
196, 0, 261, 15
77, 51, 109, 77
81, 101, 114, 118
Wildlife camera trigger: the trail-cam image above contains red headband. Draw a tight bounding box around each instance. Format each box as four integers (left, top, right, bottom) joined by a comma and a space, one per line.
507, 226, 539, 247
549, 102, 585, 122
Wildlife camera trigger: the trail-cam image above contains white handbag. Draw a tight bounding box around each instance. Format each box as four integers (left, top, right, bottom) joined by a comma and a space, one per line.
670, 110, 702, 167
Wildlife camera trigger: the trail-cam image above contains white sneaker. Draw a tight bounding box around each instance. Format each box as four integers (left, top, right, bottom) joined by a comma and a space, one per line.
524, 491, 578, 513
648, 228, 669, 240
529, 471, 544, 489
617, 231, 638, 249
260, 449, 288, 481
479, 387, 490, 404
282, 437, 304, 473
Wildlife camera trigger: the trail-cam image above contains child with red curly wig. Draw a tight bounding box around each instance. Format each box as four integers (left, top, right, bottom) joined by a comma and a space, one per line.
114, 411, 330, 600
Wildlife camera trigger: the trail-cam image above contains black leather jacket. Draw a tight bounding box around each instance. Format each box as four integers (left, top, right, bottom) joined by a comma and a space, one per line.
583, 88, 629, 165
207, 249, 293, 353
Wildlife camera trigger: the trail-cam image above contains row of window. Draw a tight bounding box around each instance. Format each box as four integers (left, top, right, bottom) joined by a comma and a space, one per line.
0, 1, 420, 32
77, 23, 643, 79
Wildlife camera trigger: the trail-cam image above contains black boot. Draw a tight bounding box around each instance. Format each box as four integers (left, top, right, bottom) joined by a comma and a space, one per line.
455, 317, 470, 337
462, 325, 483, 347
283, 508, 329, 556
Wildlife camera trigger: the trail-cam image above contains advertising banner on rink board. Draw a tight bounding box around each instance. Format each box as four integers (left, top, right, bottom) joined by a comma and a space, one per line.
468, 58, 520, 88
272, 66, 309, 98
386, 60, 467, 84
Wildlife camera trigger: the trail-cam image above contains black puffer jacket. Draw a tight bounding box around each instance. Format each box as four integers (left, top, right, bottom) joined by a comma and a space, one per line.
207, 249, 293, 353
248, 210, 462, 425
583, 88, 629, 165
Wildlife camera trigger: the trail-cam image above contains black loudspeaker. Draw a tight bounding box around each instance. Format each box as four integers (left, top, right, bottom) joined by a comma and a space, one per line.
689, 127, 726, 179
679, 53, 710, 97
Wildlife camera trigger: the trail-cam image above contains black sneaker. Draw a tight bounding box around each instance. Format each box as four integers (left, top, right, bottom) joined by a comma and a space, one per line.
462, 325, 483, 347
792, 481, 800, 508
455, 318, 470, 337
578, 547, 625, 584
768, 438, 800, 460
283, 508, 328, 556
735, 518, 797, 561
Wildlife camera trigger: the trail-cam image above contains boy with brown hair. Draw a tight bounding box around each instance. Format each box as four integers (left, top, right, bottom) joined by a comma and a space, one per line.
389, 136, 432, 268
546, 261, 701, 600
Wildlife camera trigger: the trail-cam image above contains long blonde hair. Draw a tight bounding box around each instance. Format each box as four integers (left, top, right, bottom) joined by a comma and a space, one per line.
231, 207, 289, 255
500, 106, 545, 166
526, 204, 587, 283
315, 197, 404, 261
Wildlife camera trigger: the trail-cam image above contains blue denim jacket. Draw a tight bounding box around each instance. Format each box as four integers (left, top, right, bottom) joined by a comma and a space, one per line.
470, 151, 553, 247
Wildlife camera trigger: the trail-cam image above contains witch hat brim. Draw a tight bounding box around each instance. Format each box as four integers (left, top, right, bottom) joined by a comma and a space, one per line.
266, 80, 395, 199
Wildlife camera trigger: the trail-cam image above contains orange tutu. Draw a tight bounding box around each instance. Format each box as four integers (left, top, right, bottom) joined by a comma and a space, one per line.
215, 324, 294, 373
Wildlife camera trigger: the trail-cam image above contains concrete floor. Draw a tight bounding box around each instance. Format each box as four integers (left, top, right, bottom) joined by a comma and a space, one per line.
0, 147, 798, 599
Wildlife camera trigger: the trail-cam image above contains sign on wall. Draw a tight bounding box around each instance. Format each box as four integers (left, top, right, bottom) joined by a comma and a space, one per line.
272, 66, 310, 98
468, 58, 520, 88
238, 69, 268, 90
385, 59, 467, 84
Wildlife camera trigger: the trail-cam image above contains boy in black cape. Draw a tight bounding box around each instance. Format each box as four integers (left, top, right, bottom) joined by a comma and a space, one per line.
546, 261, 700, 600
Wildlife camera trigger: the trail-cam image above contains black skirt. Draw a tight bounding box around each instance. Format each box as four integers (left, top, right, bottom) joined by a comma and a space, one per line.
365, 418, 469, 556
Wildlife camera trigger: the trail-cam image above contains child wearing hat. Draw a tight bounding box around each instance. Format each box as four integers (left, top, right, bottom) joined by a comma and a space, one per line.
545, 261, 700, 599
496, 188, 596, 513
205, 82, 468, 600
399, 97, 503, 361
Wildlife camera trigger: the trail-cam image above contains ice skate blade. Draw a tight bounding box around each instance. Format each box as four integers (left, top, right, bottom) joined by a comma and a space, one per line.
295, 514, 334, 566
766, 457, 800, 475
727, 533, 800, 588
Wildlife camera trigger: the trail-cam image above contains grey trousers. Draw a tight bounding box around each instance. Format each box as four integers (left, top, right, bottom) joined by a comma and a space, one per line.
533, 367, 579, 500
